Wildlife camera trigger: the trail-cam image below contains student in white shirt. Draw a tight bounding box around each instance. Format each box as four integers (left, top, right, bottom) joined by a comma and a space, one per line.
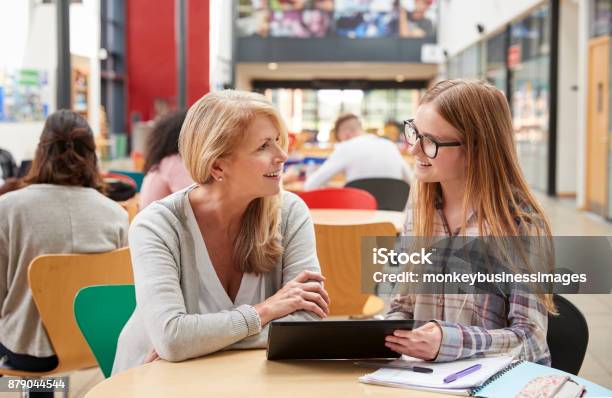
303, 114, 413, 190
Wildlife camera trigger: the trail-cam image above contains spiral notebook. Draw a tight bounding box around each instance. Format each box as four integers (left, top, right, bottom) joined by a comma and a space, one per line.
359, 356, 612, 397
473, 361, 612, 398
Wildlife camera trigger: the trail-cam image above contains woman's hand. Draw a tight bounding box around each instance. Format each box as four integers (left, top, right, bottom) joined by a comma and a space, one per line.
143, 349, 160, 363
254, 270, 330, 326
385, 322, 442, 360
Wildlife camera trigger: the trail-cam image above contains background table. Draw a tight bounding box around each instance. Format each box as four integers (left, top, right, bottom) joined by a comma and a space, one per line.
284, 179, 344, 193
310, 209, 406, 233
86, 349, 453, 398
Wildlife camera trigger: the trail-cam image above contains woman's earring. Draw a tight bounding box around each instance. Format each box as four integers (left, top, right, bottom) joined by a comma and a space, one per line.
218, 177, 223, 182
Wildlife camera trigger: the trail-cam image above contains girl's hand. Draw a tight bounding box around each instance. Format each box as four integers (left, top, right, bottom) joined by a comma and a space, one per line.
254, 270, 330, 326
385, 322, 442, 360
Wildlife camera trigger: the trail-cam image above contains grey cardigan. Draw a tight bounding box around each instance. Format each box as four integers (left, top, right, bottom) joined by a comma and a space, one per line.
112, 186, 320, 374
0, 184, 128, 357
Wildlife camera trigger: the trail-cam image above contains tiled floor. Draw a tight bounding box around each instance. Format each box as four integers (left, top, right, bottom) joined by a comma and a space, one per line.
2, 193, 611, 397
564, 294, 612, 389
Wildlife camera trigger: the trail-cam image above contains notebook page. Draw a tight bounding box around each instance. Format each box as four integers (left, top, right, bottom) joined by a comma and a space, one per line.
360, 355, 513, 390
359, 379, 472, 396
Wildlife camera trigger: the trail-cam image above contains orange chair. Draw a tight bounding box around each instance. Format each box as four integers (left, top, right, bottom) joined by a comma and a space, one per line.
297, 187, 377, 210
0, 248, 133, 377
314, 222, 396, 316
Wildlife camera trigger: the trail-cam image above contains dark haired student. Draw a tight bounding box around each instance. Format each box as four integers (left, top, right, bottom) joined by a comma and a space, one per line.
139, 110, 193, 209
0, 110, 128, 383
0, 147, 21, 196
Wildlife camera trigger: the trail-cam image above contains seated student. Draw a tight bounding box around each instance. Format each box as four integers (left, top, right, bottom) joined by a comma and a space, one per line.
113, 90, 330, 373
0, 110, 129, 374
0, 147, 18, 183
303, 113, 412, 190
139, 110, 194, 209
385, 80, 554, 365
0, 147, 20, 196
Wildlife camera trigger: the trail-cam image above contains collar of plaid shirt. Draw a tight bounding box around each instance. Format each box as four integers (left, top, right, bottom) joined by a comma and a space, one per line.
433, 194, 478, 237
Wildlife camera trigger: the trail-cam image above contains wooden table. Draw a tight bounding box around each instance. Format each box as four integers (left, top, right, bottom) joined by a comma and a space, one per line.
310, 209, 406, 233
86, 349, 451, 398
284, 179, 344, 193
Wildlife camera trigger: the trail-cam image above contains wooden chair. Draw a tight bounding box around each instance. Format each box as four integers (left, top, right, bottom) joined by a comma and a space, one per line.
314, 222, 397, 317
0, 248, 133, 377
119, 194, 140, 223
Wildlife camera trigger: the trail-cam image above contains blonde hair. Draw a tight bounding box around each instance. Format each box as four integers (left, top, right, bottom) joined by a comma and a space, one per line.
412, 79, 556, 312
179, 90, 288, 274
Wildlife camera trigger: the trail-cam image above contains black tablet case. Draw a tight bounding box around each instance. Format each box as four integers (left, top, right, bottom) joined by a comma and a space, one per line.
267, 320, 414, 360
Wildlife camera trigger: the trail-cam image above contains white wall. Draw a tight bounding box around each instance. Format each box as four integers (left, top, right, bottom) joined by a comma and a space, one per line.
0, 122, 44, 164
209, 0, 233, 91
556, 0, 579, 195
438, 0, 544, 56
0, 1, 31, 69
0, 1, 101, 163
0, 2, 55, 163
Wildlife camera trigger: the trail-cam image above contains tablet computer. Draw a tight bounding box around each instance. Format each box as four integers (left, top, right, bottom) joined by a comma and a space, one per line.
266, 319, 414, 360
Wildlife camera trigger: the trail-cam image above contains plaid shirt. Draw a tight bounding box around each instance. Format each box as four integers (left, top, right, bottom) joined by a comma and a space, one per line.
387, 206, 551, 366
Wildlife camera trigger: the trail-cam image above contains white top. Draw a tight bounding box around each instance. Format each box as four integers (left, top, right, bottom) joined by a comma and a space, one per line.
303, 134, 413, 190
112, 186, 321, 374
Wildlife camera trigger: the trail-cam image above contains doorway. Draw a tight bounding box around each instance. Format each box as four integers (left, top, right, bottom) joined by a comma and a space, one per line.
586, 35, 610, 216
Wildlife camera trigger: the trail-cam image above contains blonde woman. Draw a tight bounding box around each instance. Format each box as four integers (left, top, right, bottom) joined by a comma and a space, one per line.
385, 79, 554, 365
113, 90, 329, 373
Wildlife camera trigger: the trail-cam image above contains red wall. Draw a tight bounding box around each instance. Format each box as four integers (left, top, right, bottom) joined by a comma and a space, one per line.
187, 0, 210, 105
126, 0, 209, 129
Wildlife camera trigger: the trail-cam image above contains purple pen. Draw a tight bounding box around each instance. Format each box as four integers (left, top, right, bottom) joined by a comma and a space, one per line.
443, 364, 482, 383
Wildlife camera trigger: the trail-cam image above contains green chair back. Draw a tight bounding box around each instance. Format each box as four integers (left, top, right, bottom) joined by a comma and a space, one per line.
108, 170, 145, 192
74, 284, 136, 378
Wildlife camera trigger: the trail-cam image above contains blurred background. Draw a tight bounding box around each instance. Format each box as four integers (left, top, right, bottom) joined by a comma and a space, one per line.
1, 0, 611, 216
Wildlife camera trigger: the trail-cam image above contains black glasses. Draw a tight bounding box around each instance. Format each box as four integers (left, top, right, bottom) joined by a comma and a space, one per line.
402, 119, 462, 159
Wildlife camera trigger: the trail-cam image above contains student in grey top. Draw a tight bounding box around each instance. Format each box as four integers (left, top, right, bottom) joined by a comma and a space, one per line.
113, 90, 330, 374
0, 110, 128, 373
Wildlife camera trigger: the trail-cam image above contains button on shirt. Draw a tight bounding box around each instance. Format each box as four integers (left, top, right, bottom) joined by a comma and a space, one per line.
303, 134, 412, 190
